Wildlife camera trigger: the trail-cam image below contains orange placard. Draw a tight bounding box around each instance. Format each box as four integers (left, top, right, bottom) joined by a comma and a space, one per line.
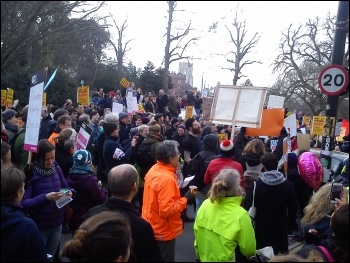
245, 108, 285, 137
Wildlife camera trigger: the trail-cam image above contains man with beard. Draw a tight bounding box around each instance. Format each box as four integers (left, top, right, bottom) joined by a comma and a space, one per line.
181, 117, 202, 222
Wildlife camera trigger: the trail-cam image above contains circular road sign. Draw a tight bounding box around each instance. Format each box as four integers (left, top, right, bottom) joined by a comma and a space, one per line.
318, 64, 349, 96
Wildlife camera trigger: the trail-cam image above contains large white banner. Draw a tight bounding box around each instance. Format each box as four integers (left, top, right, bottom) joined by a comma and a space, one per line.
24, 69, 46, 152
267, 95, 285, 109
210, 85, 267, 128
284, 113, 297, 137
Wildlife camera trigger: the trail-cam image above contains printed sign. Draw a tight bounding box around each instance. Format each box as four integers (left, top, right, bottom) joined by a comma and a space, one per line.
185, 106, 195, 120
284, 113, 297, 137
77, 86, 89, 106
302, 116, 311, 128
6, 88, 14, 109
1, 90, 6, 107
120, 77, 130, 88
270, 140, 278, 152
138, 103, 145, 113
126, 91, 134, 114
334, 121, 342, 137
267, 95, 285, 109
112, 102, 124, 114
75, 122, 92, 151
202, 97, 214, 119
218, 133, 228, 144
24, 69, 45, 152
311, 116, 326, 135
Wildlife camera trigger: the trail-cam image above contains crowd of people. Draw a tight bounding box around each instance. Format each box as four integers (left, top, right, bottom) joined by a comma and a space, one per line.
1, 85, 349, 262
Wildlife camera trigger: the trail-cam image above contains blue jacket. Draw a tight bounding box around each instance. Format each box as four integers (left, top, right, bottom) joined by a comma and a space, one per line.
21, 162, 71, 230
1, 202, 48, 262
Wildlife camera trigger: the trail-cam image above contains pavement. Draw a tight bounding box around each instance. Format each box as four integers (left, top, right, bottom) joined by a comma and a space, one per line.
59, 204, 304, 262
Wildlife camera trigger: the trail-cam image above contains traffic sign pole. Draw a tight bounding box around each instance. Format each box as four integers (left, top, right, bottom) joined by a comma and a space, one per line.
320, 1, 349, 183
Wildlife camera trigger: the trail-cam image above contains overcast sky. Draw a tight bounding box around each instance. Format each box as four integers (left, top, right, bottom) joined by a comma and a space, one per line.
102, 1, 339, 90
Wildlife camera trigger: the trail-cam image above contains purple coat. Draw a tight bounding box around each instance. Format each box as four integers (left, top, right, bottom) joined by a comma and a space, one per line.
66, 172, 107, 232
21, 163, 70, 230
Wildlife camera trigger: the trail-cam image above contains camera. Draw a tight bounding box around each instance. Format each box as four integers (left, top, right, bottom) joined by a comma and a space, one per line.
330, 183, 342, 203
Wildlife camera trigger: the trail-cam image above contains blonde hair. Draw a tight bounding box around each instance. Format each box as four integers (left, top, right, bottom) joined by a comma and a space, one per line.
208, 168, 242, 203
301, 183, 333, 228
269, 250, 324, 262
149, 120, 160, 134
243, 139, 266, 155
138, 124, 149, 133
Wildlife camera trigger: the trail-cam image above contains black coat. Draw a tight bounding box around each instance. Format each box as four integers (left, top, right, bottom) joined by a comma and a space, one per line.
250, 176, 297, 254
85, 198, 163, 262
54, 143, 73, 178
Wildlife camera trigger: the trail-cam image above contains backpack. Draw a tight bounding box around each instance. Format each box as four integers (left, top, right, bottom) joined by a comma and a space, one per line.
188, 151, 218, 191
9, 128, 25, 166
135, 143, 155, 180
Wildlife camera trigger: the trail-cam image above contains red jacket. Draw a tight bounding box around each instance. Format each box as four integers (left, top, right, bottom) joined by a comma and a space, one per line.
204, 157, 245, 190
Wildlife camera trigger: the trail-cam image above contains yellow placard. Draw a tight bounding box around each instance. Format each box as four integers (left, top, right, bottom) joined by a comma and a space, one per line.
6, 88, 14, 109
137, 103, 145, 113
120, 77, 130, 88
185, 106, 194, 120
302, 116, 311, 127
77, 86, 89, 106
1, 90, 6, 107
42, 92, 47, 106
218, 133, 228, 145
311, 116, 326, 135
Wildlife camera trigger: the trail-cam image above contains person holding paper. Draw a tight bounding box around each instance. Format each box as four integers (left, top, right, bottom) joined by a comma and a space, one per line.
142, 140, 191, 262
21, 139, 74, 262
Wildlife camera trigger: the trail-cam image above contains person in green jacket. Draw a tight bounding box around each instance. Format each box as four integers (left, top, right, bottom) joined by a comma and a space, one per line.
12, 105, 29, 169
194, 168, 256, 262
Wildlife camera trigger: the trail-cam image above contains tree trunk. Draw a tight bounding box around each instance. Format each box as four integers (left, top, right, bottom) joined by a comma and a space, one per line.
163, 1, 174, 93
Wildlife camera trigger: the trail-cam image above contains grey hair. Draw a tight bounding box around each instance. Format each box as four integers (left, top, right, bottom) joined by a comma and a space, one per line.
104, 112, 119, 123
208, 168, 242, 203
155, 140, 180, 164
138, 124, 149, 133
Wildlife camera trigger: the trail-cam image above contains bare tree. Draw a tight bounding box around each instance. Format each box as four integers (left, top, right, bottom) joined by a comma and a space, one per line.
108, 15, 133, 87
163, 1, 199, 93
272, 14, 349, 118
222, 9, 262, 85
1, 1, 107, 73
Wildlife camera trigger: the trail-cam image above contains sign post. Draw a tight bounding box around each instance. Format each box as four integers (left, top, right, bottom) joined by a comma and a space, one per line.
319, 1, 349, 183
318, 64, 349, 96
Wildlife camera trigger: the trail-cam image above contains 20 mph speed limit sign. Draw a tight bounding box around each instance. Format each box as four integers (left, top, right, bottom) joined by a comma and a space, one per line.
318, 64, 349, 95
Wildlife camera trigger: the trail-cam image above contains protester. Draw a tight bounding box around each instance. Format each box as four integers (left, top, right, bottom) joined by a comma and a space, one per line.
204, 140, 245, 191
287, 152, 313, 242
119, 112, 132, 146
297, 202, 349, 262
21, 139, 73, 261
103, 122, 137, 183
246, 152, 297, 255
141, 140, 190, 262
1, 166, 48, 262
2, 109, 19, 141
172, 124, 186, 160
1, 141, 12, 168
300, 183, 334, 244
188, 134, 218, 212
12, 105, 29, 169
48, 115, 72, 145
54, 128, 76, 178
241, 139, 266, 210
155, 89, 168, 114
66, 149, 107, 234
61, 211, 132, 262
194, 168, 256, 262
85, 164, 163, 262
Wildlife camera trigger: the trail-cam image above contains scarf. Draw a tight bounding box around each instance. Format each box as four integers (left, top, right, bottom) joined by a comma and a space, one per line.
32, 161, 56, 177
69, 164, 94, 175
